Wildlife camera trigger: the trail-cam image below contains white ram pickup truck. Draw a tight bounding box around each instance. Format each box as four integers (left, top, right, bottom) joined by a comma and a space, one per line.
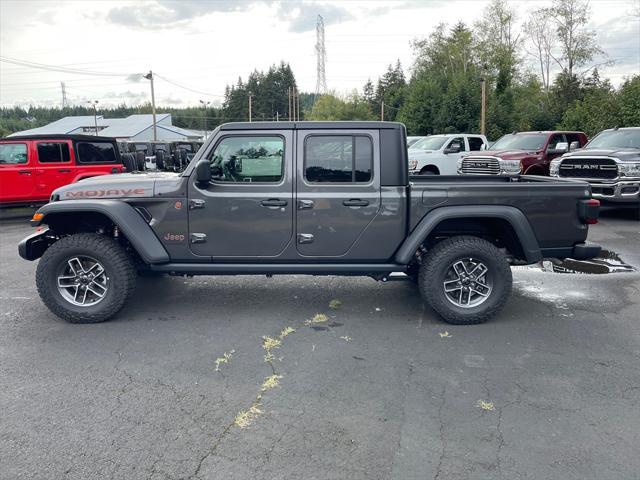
408, 134, 488, 175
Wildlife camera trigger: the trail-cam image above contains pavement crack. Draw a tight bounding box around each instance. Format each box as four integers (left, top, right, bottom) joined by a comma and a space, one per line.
433, 384, 447, 480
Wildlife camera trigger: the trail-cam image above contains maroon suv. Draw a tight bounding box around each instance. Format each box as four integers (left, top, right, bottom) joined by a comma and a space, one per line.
458, 131, 588, 176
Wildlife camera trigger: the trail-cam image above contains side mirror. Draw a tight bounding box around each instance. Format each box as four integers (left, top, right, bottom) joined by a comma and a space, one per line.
569, 141, 580, 151
195, 159, 211, 185
550, 142, 568, 154
444, 146, 460, 154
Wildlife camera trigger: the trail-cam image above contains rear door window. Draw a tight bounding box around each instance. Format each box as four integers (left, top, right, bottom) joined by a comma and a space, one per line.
304, 135, 373, 183
467, 137, 485, 151
0, 143, 28, 164
37, 142, 70, 163
77, 142, 118, 164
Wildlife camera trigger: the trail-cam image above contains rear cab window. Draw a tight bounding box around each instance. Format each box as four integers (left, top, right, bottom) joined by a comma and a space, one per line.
76, 141, 119, 164
0, 143, 28, 164
304, 135, 373, 183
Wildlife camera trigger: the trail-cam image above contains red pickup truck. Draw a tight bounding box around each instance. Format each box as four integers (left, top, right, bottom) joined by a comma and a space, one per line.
0, 134, 124, 206
458, 131, 588, 176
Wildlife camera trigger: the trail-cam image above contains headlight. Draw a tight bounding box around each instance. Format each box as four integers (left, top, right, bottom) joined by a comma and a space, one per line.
618, 162, 640, 177
456, 158, 463, 172
499, 159, 521, 174
550, 158, 562, 176
408, 159, 418, 170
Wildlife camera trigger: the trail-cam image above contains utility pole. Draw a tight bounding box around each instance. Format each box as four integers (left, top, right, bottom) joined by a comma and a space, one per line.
199, 100, 210, 138
276, 111, 279, 122
60, 82, 67, 109
144, 71, 158, 141
296, 89, 300, 121
87, 100, 99, 135
248, 93, 253, 122
381, 101, 384, 121
288, 86, 292, 121
480, 78, 486, 136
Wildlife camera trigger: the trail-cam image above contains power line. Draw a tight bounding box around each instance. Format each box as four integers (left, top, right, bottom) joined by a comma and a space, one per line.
153, 74, 225, 98
0, 56, 135, 77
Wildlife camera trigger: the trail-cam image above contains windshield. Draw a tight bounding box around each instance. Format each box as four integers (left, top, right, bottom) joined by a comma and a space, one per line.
586, 129, 640, 149
410, 136, 448, 151
490, 134, 547, 151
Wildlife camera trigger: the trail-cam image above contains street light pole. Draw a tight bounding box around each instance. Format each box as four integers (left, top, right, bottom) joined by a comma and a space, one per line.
199, 100, 210, 139
87, 100, 99, 135
144, 71, 157, 141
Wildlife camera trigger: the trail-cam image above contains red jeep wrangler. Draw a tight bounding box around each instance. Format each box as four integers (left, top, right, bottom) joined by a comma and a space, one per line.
458, 131, 588, 176
0, 134, 124, 206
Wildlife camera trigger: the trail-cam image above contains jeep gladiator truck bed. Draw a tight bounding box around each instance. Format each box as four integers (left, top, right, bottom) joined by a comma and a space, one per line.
19, 121, 601, 325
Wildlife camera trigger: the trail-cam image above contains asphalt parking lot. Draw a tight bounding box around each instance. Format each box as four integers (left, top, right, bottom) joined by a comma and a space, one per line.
1, 209, 639, 480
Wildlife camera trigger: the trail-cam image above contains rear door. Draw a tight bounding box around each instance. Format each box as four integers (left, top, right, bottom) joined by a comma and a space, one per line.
188, 131, 294, 258
34, 140, 74, 200
296, 130, 380, 257
0, 141, 34, 203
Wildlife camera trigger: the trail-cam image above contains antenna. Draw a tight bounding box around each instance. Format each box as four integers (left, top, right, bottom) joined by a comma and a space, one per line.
315, 15, 327, 96
60, 81, 67, 108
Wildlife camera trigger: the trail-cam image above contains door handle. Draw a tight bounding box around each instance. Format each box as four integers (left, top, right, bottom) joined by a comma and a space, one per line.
297, 199, 314, 210
343, 199, 369, 207
261, 199, 287, 208
18, 170, 31, 175
58, 169, 71, 173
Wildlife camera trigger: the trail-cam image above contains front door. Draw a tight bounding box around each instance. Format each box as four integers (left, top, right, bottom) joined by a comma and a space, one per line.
188, 131, 294, 258
296, 130, 381, 257
0, 141, 34, 203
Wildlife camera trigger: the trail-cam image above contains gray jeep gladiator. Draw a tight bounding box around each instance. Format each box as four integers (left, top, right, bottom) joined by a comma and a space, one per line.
18, 121, 602, 325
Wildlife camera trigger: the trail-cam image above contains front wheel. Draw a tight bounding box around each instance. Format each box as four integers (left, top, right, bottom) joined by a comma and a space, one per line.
36, 233, 136, 323
418, 236, 512, 325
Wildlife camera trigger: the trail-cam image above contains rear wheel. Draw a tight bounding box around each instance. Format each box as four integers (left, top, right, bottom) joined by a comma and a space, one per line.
36, 233, 136, 323
418, 236, 512, 325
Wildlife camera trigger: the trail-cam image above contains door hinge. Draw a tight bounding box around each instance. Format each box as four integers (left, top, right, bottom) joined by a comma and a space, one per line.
189, 199, 206, 210
190, 233, 207, 244
297, 233, 314, 244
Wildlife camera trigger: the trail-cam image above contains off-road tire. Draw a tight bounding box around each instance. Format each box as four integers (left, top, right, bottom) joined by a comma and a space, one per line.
36, 233, 136, 323
418, 235, 512, 325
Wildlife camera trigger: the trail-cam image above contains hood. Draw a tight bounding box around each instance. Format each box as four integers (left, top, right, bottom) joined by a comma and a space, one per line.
470, 149, 542, 160
408, 149, 435, 158
53, 172, 181, 201
561, 148, 640, 162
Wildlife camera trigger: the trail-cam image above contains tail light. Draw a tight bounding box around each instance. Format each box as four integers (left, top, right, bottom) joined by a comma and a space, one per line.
578, 198, 600, 224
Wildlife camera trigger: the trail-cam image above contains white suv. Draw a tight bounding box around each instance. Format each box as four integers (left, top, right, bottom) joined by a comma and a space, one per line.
408, 134, 488, 175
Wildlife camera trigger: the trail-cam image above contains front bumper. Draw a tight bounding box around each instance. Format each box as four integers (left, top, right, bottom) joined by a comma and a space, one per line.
18, 229, 52, 261
587, 179, 640, 203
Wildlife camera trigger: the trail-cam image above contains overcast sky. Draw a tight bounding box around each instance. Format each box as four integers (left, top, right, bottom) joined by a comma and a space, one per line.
0, 0, 638, 109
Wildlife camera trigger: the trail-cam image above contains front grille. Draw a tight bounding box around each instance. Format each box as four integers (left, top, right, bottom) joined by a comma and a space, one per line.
559, 157, 618, 179
460, 157, 500, 175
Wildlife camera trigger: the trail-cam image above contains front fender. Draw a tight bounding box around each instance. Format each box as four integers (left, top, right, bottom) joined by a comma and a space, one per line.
394, 205, 542, 264
29, 199, 170, 264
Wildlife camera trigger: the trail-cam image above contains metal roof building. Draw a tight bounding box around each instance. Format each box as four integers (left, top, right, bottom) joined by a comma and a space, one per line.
8, 114, 203, 141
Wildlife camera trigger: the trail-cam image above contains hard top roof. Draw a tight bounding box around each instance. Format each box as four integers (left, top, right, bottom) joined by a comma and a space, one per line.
219, 121, 404, 131
2, 134, 118, 142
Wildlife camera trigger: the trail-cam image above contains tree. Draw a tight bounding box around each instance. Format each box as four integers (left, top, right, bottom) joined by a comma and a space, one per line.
548, 0, 606, 78
475, 0, 522, 92
306, 92, 375, 121
525, 8, 556, 90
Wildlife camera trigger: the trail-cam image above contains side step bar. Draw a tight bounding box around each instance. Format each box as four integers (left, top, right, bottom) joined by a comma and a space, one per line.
149, 263, 406, 276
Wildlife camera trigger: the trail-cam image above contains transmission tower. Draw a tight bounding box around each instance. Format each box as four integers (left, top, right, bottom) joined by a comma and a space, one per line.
315, 15, 327, 96
60, 81, 68, 108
